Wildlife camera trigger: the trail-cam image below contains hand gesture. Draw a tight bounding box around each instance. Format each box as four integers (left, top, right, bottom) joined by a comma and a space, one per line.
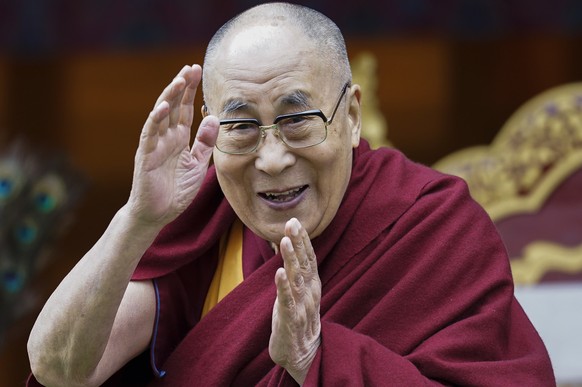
127, 65, 218, 227
269, 218, 322, 385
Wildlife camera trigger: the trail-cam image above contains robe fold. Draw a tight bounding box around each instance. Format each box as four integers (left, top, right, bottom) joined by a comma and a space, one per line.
27, 140, 555, 386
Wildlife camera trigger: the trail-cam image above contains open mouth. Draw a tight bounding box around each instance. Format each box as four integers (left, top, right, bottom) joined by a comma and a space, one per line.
259, 185, 308, 203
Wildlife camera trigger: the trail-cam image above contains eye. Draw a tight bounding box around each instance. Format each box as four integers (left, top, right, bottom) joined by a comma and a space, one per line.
230, 123, 257, 131
221, 121, 259, 133
279, 115, 319, 130
288, 116, 308, 124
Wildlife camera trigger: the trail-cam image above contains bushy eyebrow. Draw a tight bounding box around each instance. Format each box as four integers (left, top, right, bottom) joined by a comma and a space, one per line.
219, 90, 312, 117
280, 90, 311, 110
221, 99, 248, 116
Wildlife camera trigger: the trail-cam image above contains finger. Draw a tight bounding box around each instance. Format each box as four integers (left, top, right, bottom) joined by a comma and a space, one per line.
274, 267, 295, 316
285, 218, 308, 270
167, 65, 196, 128
167, 78, 188, 129
191, 115, 219, 164
140, 100, 170, 153
300, 222, 318, 276
281, 236, 305, 298
152, 78, 186, 137
150, 67, 189, 135
178, 64, 202, 128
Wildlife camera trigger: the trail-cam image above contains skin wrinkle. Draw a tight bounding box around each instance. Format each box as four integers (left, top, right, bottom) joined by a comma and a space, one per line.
210, 69, 315, 117
202, 4, 352, 110
204, 25, 318, 113
219, 89, 312, 120
187, 6, 358, 383
27, 5, 554, 387
279, 90, 312, 114
221, 99, 248, 116
209, 20, 360, 247
26, 6, 358, 386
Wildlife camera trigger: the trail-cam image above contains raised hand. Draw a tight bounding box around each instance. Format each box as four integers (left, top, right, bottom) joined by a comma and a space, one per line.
127, 64, 219, 227
269, 218, 322, 385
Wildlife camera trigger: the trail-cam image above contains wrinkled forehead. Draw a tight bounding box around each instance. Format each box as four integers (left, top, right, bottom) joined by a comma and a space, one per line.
204, 24, 331, 110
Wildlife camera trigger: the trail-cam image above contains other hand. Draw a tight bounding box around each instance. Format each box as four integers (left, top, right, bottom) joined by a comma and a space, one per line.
269, 218, 322, 385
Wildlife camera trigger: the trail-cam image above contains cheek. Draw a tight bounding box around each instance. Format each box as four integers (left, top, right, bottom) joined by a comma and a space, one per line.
313, 143, 353, 200
323, 129, 353, 172
216, 167, 258, 226
214, 155, 250, 200
214, 151, 249, 181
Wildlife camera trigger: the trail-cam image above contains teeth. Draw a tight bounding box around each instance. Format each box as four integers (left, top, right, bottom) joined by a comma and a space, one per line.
264, 187, 303, 201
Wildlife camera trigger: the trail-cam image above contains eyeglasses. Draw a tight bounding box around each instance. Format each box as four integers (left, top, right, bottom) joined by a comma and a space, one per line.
215, 82, 350, 155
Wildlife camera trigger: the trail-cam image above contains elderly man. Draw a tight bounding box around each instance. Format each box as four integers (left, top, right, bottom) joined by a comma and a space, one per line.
27, 3, 555, 386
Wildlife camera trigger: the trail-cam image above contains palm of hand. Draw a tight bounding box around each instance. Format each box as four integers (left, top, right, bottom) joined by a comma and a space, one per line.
127, 65, 218, 227
270, 218, 322, 384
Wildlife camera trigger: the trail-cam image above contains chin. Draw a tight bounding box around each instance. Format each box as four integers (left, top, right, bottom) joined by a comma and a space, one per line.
244, 220, 286, 245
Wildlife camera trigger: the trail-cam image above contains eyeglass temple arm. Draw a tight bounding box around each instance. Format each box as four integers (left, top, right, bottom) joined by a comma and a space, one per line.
327, 82, 350, 125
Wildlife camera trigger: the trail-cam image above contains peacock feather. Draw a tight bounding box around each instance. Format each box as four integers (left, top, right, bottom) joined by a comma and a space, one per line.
0, 140, 85, 347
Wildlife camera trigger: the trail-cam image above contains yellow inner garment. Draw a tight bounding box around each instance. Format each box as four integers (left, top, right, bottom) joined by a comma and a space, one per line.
201, 219, 244, 317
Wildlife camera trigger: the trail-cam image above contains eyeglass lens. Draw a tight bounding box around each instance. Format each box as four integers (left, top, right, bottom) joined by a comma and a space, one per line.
217, 114, 327, 154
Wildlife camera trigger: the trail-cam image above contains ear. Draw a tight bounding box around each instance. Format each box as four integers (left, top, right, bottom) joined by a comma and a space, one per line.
347, 84, 362, 148
201, 104, 209, 118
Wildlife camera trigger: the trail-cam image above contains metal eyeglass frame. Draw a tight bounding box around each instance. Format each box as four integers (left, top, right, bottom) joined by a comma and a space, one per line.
216, 82, 350, 155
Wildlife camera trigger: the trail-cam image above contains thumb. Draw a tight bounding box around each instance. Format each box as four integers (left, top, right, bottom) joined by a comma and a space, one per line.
191, 115, 219, 163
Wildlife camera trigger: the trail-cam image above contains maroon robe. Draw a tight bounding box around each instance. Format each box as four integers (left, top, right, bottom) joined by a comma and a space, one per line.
28, 140, 556, 386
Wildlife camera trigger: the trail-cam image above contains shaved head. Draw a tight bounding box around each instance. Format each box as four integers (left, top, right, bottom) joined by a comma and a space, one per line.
202, 3, 351, 108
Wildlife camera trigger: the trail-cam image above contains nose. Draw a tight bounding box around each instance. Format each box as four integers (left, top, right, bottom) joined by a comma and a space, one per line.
254, 129, 296, 176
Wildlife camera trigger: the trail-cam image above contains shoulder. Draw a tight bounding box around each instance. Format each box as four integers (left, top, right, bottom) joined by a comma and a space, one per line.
353, 143, 474, 213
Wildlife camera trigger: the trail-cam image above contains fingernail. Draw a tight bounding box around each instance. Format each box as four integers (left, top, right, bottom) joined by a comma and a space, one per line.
282, 237, 293, 252
291, 220, 299, 237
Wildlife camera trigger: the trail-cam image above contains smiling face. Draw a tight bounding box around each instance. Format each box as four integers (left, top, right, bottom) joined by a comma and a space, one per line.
206, 23, 361, 244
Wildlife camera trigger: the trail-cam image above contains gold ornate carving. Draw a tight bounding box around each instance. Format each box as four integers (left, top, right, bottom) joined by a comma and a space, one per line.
433, 83, 582, 284
511, 242, 582, 285
434, 83, 582, 219
351, 52, 391, 149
